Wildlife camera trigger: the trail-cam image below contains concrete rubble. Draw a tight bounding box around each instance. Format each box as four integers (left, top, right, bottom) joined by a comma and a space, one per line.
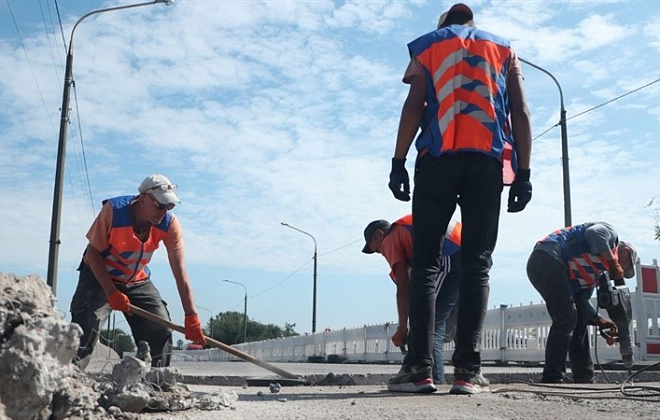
0, 273, 237, 420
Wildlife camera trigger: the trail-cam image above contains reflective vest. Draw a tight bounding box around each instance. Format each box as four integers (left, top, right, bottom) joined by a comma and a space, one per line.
99, 195, 173, 284
407, 25, 515, 163
538, 223, 617, 291
392, 214, 462, 256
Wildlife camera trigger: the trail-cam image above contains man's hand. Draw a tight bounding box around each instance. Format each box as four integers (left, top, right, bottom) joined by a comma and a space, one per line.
107, 290, 132, 314
507, 168, 532, 212
388, 158, 410, 201
609, 260, 625, 281
596, 317, 618, 341
185, 314, 207, 346
391, 327, 407, 347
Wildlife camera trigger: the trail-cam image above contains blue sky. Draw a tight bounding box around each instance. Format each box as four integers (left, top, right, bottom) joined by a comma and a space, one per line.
1, 0, 659, 342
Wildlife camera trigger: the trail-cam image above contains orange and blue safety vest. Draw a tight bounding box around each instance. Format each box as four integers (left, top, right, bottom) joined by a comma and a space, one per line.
538, 223, 617, 291
97, 195, 172, 284
392, 214, 462, 256
407, 25, 516, 166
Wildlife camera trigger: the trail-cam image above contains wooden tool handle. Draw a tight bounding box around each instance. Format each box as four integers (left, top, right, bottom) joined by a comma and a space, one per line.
128, 303, 300, 380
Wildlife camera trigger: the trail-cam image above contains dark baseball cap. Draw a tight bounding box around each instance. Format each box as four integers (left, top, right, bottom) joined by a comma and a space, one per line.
362, 220, 391, 254
437, 3, 474, 28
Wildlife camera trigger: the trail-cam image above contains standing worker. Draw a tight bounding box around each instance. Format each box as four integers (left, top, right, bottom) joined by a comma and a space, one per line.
362, 215, 461, 384
70, 174, 207, 369
387, 3, 533, 394
527, 222, 637, 383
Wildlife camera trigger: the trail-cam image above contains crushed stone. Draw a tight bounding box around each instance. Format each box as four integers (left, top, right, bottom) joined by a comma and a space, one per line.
0, 273, 237, 419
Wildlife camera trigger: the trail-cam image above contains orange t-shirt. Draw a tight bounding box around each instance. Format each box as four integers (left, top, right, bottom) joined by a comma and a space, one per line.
380, 225, 412, 281
86, 200, 184, 254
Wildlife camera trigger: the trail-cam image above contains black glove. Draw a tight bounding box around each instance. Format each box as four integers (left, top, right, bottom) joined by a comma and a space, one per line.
507, 168, 532, 213
388, 158, 410, 201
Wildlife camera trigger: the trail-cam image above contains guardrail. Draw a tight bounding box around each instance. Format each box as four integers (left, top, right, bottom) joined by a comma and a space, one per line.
176, 260, 660, 365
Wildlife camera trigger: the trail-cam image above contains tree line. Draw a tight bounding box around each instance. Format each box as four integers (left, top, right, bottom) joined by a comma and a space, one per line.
101, 310, 299, 355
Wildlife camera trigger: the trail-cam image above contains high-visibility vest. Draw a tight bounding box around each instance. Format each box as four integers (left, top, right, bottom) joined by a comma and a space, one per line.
96, 195, 173, 284
407, 25, 515, 165
392, 214, 462, 257
538, 223, 617, 290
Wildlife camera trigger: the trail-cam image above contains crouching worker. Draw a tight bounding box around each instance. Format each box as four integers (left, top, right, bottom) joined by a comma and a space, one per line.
70, 174, 207, 369
362, 214, 461, 385
526, 222, 637, 383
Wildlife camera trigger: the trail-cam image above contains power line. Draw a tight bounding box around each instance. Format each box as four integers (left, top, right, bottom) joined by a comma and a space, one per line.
250, 257, 313, 299
5, 0, 57, 135
248, 237, 362, 300
319, 238, 362, 256
566, 77, 660, 122
53, 0, 96, 217
533, 76, 660, 141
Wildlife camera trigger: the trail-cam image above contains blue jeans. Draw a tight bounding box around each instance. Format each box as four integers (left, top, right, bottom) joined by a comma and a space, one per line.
432, 252, 461, 383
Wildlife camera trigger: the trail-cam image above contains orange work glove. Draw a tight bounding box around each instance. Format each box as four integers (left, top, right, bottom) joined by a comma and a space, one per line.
107, 290, 132, 314
184, 314, 207, 346
391, 327, 407, 348
608, 260, 624, 281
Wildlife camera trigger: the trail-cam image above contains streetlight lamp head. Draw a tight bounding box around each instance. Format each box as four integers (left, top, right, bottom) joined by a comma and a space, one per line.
281, 222, 287, 226
156, 0, 175, 5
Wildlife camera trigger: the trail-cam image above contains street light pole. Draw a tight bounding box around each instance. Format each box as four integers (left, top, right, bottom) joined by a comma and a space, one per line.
281, 222, 318, 334
46, 0, 174, 295
519, 58, 572, 227
224, 279, 248, 343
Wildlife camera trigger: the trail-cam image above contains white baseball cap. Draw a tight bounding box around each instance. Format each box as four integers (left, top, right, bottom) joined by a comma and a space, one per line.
138, 174, 180, 205
618, 240, 638, 279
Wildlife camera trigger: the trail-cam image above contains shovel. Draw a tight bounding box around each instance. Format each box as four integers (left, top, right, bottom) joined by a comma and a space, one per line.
128, 303, 306, 384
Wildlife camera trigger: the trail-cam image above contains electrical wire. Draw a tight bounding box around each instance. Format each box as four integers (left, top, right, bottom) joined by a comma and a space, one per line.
319, 238, 362, 257
246, 237, 363, 302
532, 76, 660, 142
249, 257, 314, 300
71, 85, 97, 217
566, 77, 660, 123
5, 0, 57, 135
53, 0, 96, 219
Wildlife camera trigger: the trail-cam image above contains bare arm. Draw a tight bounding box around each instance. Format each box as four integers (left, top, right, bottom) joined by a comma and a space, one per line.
168, 247, 198, 316
392, 262, 409, 331
507, 72, 532, 170
394, 74, 426, 159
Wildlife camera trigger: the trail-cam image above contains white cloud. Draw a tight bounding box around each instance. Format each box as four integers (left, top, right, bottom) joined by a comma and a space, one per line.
1, 0, 659, 333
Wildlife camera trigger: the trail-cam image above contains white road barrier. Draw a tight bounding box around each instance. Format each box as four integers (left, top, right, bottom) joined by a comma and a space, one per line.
179, 260, 660, 366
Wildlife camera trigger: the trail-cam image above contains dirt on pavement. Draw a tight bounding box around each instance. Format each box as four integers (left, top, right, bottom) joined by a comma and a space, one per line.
138, 382, 660, 420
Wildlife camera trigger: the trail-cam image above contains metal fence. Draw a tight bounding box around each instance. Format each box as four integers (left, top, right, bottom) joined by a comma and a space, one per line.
178, 260, 660, 365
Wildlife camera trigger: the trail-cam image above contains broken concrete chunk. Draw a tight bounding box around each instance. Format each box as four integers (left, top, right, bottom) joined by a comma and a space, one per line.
144, 367, 182, 391
112, 356, 148, 391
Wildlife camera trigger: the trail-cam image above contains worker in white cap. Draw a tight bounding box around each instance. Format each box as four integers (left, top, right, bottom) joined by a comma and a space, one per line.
70, 174, 206, 369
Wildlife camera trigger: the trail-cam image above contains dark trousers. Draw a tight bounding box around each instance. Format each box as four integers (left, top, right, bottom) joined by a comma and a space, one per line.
526, 250, 595, 382
70, 261, 173, 368
405, 152, 502, 372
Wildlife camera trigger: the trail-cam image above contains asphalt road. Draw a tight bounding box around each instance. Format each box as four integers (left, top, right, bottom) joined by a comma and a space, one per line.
86, 357, 660, 419
137, 382, 660, 420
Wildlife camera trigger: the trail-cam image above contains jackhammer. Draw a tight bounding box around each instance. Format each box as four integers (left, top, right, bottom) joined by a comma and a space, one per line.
596, 271, 634, 369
